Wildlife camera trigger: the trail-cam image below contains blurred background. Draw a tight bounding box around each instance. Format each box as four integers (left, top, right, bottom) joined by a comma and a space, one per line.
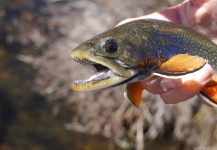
1, 0, 217, 150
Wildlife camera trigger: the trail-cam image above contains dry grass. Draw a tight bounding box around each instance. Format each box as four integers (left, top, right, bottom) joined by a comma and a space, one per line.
13, 0, 217, 149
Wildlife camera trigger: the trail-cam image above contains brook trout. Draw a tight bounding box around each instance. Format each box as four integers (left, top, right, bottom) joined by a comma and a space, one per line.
71, 19, 217, 107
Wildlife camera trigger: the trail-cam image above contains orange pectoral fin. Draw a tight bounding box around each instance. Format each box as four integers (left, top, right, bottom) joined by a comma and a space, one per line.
124, 82, 143, 107
155, 54, 207, 76
200, 77, 217, 107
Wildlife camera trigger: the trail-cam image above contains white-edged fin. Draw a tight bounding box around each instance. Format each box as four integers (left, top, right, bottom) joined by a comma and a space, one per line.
199, 92, 217, 107
124, 81, 143, 107
200, 76, 217, 107
155, 54, 207, 76
153, 72, 185, 79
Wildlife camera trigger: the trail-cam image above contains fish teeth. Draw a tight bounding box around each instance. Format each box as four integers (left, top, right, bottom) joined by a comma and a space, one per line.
71, 55, 96, 65
71, 55, 81, 61
73, 80, 86, 85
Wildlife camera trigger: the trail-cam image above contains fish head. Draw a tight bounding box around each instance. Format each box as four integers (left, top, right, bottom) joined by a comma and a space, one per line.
71, 25, 153, 92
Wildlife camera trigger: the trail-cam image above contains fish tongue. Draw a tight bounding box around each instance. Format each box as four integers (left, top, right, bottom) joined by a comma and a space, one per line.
73, 70, 116, 85
89, 70, 116, 81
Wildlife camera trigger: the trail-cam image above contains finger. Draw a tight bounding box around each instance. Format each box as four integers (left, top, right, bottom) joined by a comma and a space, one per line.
117, 10, 176, 26
161, 64, 213, 104
141, 76, 182, 94
141, 76, 163, 94
160, 79, 203, 104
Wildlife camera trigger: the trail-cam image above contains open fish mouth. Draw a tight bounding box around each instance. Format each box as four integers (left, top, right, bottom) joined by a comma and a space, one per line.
72, 58, 118, 85
71, 56, 135, 92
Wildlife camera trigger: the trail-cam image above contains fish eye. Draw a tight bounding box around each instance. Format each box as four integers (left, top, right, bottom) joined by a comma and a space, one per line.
105, 39, 118, 53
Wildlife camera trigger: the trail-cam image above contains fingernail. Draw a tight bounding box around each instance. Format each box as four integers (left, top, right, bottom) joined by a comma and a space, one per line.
145, 77, 160, 86
160, 78, 179, 92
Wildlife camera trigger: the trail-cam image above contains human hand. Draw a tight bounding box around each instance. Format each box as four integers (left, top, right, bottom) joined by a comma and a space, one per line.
119, 0, 217, 105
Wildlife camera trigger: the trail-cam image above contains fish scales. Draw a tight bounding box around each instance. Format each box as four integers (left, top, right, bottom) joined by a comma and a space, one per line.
71, 19, 217, 107
125, 20, 217, 69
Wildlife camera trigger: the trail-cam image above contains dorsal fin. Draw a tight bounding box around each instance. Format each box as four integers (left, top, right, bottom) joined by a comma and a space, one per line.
145, 19, 173, 25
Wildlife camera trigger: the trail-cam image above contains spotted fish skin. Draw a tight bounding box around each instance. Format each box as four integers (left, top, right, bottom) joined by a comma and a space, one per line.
122, 19, 217, 71
71, 19, 217, 107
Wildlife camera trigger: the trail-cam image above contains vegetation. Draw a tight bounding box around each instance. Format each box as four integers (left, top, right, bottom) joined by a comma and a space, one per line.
1, 0, 217, 150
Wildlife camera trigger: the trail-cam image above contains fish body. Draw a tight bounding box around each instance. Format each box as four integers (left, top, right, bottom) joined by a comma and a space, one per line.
71, 19, 217, 107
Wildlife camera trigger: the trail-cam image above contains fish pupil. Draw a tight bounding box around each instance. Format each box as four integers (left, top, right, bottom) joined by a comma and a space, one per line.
105, 39, 118, 53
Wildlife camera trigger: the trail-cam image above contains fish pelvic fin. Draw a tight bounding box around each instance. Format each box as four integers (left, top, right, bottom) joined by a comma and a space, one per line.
155, 54, 207, 76
124, 82, 143, 107
200, 75, 217, 107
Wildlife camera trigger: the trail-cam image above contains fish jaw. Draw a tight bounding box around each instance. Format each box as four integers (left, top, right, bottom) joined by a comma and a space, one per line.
72, 74, 128, 92
71, 44, 134, 92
